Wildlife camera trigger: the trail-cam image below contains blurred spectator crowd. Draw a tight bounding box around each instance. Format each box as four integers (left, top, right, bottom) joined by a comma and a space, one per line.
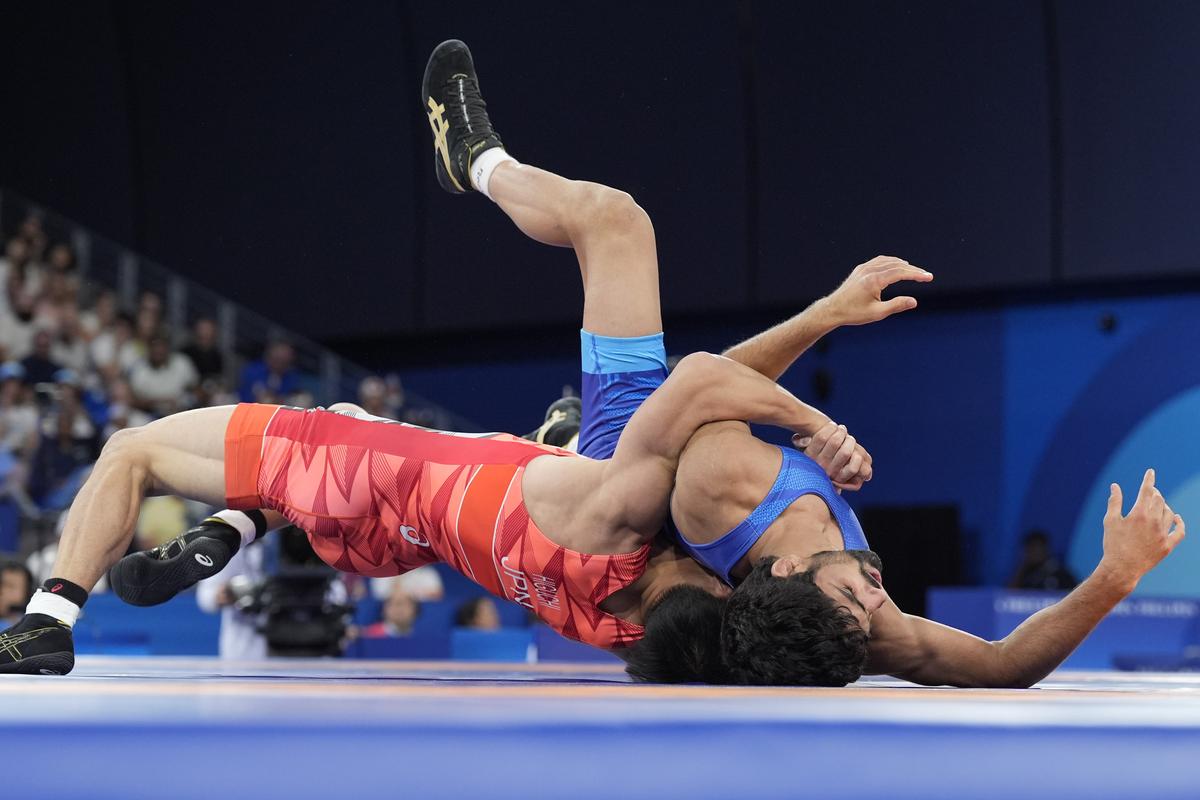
0, 212, 427, 587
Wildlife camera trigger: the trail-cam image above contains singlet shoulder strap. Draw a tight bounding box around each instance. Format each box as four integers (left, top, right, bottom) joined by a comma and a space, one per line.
672, 447, 806, 584
673, 446, 870, 582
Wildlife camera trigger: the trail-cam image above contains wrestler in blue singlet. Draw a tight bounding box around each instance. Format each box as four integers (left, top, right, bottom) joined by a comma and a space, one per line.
576, 330, 868, 585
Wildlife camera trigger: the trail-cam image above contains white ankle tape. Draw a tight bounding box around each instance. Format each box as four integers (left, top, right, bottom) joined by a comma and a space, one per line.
213, 509, 259, 547
27, 590, 82, 628
471, 148, 517, 200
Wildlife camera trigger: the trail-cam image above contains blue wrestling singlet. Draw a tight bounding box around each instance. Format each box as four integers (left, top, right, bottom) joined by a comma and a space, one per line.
670, 446, 869, 585
575, 328, 868, 586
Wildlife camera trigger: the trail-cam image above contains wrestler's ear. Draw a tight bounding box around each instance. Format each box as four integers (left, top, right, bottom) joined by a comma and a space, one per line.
709, 574, 733, 599
770, 554, 806, 578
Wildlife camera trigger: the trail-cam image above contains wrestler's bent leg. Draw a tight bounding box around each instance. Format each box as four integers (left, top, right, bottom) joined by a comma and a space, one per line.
423, 39, 661, 338
1, 406, 235, 674
109, 401, 378, 608
55, 405, 235, 591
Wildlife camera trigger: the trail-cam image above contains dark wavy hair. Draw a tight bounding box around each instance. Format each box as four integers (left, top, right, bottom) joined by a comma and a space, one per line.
721, 557, 869, 686
624, 585, 729, 684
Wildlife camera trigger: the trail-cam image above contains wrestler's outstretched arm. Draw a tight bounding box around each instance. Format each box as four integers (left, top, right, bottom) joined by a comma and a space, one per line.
598, 351, 833, 538
865, 469, 1184, 687
722, 256, 932, 381
715, 256, 931, 489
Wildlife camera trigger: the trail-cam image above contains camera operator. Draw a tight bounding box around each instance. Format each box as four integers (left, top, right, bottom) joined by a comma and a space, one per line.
196, 545, 268, 660
197, 526, 352, 658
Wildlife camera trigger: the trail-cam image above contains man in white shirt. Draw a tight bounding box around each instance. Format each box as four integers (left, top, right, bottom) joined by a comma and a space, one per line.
195, 545, 268, 661
129, 334, 198, 415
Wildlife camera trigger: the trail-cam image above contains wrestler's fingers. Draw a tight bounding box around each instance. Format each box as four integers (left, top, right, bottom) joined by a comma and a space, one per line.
1106, 483, 1124, 520
794, 420, 837, 452
815, 424, 848, 462
829, 431, 857, 475
1136, 469, 1156, 505
1169, 515, 1187, 548
860, 255, 908, 274
838, 451, 864, 485
876, 296, 918, 318
873, 265, 934, 289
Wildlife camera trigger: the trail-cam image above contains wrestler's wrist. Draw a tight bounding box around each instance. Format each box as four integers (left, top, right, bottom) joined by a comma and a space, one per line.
808, 296, 843, 331
793, 408, 832, 437
1092, 559, 1139, 597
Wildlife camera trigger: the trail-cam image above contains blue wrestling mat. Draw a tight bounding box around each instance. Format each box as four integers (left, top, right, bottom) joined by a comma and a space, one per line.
3, 657, 1199, 799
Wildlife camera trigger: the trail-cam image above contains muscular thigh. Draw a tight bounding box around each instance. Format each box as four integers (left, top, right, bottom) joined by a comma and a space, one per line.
133, 405, 235, 507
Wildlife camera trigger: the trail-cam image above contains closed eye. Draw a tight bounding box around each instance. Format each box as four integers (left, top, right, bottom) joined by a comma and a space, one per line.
841, 587, 867, 615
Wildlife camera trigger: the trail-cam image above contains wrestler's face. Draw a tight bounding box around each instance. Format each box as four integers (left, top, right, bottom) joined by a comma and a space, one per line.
772, 550, 887, 634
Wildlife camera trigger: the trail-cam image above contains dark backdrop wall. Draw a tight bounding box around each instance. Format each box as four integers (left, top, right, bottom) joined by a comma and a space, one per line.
3, 1, 1200, 344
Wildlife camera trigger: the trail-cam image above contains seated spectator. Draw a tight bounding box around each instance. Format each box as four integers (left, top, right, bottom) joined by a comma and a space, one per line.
370, 565, 444, 602
29, 379, 98, 506
0, 237, 43, 318
358, 376, 392, 419
130, 306, 159, 363
0, 560, 33, 626
50, 307, 89, 374
35, 246, 80, 329
181, 317, 225, 382
0, 289, 37, 362
16, 214, 47, 265
0, 362, 38, 458
362, 587, 420, 638
101, 377, 153, 442
90, 312, 140, 379
129, 333, 198, 415
138, 290, 164, 323
239, 340, 300, 403
20, 327, 62, 386
454, 596, 502, 631
79, 289, 117, 341
1007, 529, 1079, 591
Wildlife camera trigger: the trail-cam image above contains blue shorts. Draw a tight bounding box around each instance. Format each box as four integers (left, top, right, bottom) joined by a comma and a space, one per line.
577, 330, 668, 460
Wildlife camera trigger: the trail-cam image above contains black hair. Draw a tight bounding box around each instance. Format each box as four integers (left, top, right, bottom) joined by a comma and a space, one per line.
624, 585, 729, 684
721, 557, 869, 686
0, 559, 34, 608
454, 596, 489, 627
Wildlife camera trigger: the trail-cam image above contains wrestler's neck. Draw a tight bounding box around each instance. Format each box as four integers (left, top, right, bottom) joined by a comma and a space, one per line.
601, 543, 729, 625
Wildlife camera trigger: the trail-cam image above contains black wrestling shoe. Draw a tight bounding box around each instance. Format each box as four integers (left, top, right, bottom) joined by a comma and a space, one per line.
108, 518, 242, 607
523, 395, 582, 448
422, 39, 505, 194
0, 614, 75, 675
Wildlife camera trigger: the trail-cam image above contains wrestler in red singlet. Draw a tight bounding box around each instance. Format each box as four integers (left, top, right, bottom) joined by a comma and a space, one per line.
224, 404, 647, 648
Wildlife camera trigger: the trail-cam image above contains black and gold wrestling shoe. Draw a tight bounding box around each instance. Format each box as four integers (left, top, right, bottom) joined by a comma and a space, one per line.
422, 39, 505, 194
523, 396, 582, 449
108, 518, 242, 607
0, 613, 74, 675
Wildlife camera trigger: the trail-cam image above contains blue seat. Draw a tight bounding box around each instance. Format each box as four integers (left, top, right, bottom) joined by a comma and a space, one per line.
451, 629, 534, 662
74, 592, 220, 656
349, 634, 452, 660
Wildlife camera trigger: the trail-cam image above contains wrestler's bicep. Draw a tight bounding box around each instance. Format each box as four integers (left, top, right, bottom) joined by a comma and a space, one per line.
597, 452, 677, 542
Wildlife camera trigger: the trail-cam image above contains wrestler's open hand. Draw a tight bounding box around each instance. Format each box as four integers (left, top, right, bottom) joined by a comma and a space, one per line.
822, 256, 932, 327
1099, 469, 1185, 590
792, 421, 873, 492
